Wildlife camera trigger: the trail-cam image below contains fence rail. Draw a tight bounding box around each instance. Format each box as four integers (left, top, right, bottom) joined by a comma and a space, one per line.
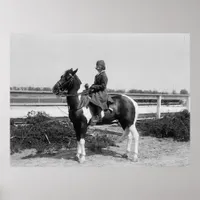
10, 90, 190, 119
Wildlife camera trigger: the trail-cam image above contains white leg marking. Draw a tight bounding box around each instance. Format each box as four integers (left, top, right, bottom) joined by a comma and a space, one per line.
121, 95, 139, 161
119, 127, 133, 159
82, 107, 92, 123
79, 138, 86, 163
80, 139, 86, 156
121, 129, 133, 159
76, 141, 81, 158
126, 130, 133, 153
129, 125, 139, 162
78, 87, 92, 123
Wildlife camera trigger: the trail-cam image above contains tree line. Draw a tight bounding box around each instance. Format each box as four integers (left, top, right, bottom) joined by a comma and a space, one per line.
10, 86, 189, 94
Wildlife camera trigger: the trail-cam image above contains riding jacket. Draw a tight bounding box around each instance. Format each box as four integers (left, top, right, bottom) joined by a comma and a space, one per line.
89, 70, 113, 110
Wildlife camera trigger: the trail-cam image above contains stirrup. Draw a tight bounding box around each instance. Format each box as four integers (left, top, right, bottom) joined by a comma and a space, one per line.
104, 108, 113, 114
109, 107, 113, 112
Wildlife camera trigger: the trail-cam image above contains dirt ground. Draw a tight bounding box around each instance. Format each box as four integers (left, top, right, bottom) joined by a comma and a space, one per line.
11, 125, 190, 167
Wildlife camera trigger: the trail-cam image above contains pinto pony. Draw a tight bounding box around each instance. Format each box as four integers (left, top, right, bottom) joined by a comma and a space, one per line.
52, 68, 139, 163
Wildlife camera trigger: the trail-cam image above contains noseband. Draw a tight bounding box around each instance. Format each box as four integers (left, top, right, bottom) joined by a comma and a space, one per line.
57, 74, 84, 97
58, 74, 74, 91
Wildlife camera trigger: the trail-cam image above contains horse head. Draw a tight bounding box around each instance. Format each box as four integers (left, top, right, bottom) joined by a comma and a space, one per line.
52, 68, 81, 95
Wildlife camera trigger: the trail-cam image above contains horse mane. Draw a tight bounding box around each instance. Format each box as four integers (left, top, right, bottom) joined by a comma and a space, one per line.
63, 69, 73, 77
74, 74, 82, 85
63, 69, 82, 85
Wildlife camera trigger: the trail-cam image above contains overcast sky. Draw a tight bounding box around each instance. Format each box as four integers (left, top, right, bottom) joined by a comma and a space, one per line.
10, 33, 190, 93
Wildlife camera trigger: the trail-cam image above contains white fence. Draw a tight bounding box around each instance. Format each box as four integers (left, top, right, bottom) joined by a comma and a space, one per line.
10, 90, 190, 119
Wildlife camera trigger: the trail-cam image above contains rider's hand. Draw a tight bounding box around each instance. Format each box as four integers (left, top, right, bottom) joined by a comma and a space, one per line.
82, 90, 89, 95
84, 83, 89, 90
89, 88, 94, 94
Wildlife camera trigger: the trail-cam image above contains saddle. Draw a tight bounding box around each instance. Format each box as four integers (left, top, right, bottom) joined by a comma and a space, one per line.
79, 91, 113, 111
79, 90, 115, 126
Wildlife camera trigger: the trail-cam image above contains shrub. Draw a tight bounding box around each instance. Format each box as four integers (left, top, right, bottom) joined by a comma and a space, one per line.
180, 89, 189, 94
10, 110, 190, 155
10, 111, 117, 154
10, 111, 76, 154
136, 110, 190, 141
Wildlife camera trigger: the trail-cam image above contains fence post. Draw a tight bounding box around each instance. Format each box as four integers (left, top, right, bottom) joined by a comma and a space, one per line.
186, 96, 190, 112
156, 95, 162, 119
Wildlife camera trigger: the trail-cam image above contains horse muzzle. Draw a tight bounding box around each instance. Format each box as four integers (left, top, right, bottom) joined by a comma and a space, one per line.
52, 83, 62, 95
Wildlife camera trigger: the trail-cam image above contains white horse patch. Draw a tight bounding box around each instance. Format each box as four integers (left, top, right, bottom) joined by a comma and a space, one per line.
82, 107, 92, 123
78, 87, 92, 123
78, 86, 104, 123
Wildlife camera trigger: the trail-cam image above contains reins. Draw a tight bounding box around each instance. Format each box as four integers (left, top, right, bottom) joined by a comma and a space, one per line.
56, 72, 89, 111
59, 87, 89, 97
63, 91, 84, 97
58, 90, 88, 112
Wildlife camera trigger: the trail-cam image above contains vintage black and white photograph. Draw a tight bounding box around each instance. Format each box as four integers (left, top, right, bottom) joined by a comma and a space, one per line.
10, 33, 190, 167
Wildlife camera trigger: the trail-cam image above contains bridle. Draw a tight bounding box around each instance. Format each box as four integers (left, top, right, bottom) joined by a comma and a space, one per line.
56, 74, 89, 112
57, 73, 88, 97
57, 73, 74, 89
59, 90, 87, 112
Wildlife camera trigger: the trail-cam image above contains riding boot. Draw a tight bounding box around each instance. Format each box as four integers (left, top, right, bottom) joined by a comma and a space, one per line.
89, 115, 99, 126
104, 107, 113, 116
89, 107, 102, 126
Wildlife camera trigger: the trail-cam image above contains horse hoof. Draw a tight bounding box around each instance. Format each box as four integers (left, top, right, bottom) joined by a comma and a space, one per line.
79, 156, 86, 164
133, 155, 138, 162
74, 155, 80, 161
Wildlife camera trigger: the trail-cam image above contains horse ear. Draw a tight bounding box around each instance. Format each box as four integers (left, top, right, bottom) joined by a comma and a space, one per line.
72, 68, 78, 75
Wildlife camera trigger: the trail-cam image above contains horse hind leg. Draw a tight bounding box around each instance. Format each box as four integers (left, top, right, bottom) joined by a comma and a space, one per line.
116, 127, 129, 144
121, 127, 133, 159
119, 125, 139, 162
129, 124, 139, 162
115, 127, 132, 159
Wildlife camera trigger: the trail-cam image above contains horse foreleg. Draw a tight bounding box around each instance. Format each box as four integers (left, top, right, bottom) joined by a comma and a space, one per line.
79, 138, 86, 163
74, 121, 87, 164
129, 125, 139, 162
76, 141, 81, 160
